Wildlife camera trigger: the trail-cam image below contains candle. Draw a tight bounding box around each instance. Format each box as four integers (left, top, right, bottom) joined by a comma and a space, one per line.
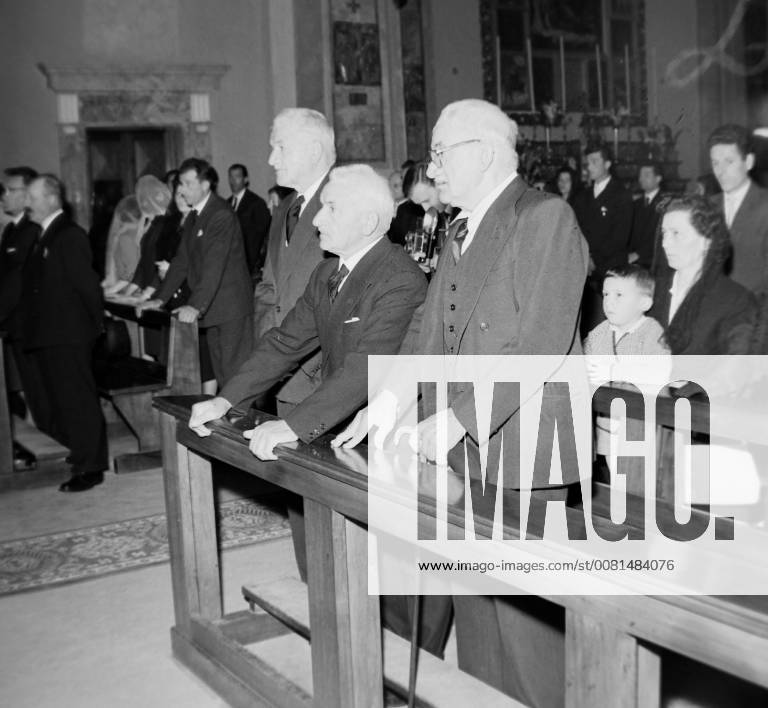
560, 36, 567, 111
526, 38, 536, 112
495, 35, 502, 107
625, 44, 631, 113
650, 46, 658, 118
595, 44, 603, 111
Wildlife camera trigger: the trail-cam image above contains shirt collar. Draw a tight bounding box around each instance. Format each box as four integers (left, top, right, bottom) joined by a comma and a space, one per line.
11, 211, 25, 226
339, 236, 384, 274
593, 175, 611, 197
456, 173, 517, 239
41, 209, 63, 234
609, 315, 647, 337
193, 191, 212, 213
232, 188, 246, 201
645, 188, 659, 203
297, 172, 328, 215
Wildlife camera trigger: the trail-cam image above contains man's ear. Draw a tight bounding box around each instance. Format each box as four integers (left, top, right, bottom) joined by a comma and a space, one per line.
641, 294, 653, 312
479, 142, 495, 171
746, 152, 756, 172
362, 211, 379, 237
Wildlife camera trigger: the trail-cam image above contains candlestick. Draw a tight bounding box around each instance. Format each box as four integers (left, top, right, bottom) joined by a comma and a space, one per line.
526, 38, 536, 112
559, 36, 567, 111
595, 44, 604, 111
625, 44, 631, 113
495, 35, 502, 107
650, 46, 658, 118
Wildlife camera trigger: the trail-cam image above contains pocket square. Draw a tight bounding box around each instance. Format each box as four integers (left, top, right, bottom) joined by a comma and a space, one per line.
196, 229, 204, 237
344, 316, 360, 324
6, 247, 16, 253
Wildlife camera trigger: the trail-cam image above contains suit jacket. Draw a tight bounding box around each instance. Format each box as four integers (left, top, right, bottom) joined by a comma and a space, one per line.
401, 177, 589, 487
155, 193, 253, 327
20, 213, 103, 350
221, 238, 427, 442
712, 181, 768, 296
650, 270, 756, 355
629, 191, 665, 269
0, 214, 40, 339
253, 177, 330, 404
231, 189, 271, 277
574, 177, 633, 277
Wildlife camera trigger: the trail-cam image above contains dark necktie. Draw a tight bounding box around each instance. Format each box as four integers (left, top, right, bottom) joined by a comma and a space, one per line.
285, 195, 304, 244
185, 209, 198, 235
645, 195, 652, 206
450, 217, 469, 264
231, 196, 238, 211
328, 264, 350, 304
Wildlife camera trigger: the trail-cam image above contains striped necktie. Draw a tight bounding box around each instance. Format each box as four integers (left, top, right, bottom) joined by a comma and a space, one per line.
450, 218, 469, 263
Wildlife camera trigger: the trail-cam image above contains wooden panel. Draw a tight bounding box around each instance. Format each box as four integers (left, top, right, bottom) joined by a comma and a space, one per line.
637, 643, 662, 708
0, 341, 13, 474
565, 609, 638, 707
242, 576, 517, 708
161, 413, 221, 632
10, 415, 68, 462
305, 500, 383, 708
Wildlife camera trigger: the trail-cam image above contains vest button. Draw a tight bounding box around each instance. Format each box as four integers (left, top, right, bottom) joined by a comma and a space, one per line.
450, 284, 456, 291
450, 304, 455, 311
448, 325, 455, 332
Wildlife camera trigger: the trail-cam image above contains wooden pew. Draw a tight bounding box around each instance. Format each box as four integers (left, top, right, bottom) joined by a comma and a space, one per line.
100, 301, 200, 471
156, 395, 768, 708
0, 333, 13, 474
0, 331, 69, 489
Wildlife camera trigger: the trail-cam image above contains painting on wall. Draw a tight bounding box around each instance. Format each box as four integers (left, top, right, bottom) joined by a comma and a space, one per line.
334, 21, 381, 85
332, 9, 386, 163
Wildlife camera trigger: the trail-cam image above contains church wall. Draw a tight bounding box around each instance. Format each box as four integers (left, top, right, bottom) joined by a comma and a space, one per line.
0, 0, 276, 199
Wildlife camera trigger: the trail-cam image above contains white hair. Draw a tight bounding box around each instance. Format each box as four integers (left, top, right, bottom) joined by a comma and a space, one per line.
274, 107, 336, 163
437, 99, 518, 151
327, 164, 395, 235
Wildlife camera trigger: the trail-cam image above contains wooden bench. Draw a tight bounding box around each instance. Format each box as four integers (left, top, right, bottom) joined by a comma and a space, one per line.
99, 301, 200, 471
156, 394, 768, 708
0, 332, 69, 489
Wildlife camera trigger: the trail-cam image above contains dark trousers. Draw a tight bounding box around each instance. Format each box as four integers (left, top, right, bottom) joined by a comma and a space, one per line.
29, 343, 108, 474
453, 486, 571, 708
203, 315, 254, 387
8, 338, 54, 435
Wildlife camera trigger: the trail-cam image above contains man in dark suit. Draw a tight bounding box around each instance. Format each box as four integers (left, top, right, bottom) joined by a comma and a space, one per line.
629, 161, 665, 269
189, 164, 437, 659
335, 99, 589, 708
574, 144, 633, 336
138, 158, 254, 386
254, 108, 336, 412
709, 123, 768, 296
0, 167, 46, 429
22, 175, 108, 491
227, 163, 270, 282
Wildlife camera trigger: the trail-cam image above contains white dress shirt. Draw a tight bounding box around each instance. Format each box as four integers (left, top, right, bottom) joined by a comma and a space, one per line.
40, 208, 64, 235
335, 236, 385, 293
454, 173, 517, 255
593, 176, 611, 199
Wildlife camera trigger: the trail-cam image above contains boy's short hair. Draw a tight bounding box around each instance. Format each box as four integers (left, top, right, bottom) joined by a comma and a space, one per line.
707, 124, 752, 159
604, 264, 655, 299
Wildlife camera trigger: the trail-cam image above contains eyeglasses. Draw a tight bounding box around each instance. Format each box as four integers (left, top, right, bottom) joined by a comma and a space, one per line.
428, 139, 481, 168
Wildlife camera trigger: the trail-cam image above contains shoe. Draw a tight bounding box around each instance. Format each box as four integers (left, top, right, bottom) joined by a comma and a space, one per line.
59, 471, 105, 492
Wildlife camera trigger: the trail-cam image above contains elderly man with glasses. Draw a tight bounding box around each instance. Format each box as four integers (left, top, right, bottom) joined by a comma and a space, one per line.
335, 99, 589, 708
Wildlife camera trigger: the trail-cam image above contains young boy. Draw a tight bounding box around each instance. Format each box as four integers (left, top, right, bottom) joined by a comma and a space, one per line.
584, 264, 671, 474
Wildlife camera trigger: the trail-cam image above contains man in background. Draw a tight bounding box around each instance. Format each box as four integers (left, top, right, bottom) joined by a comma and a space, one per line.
629, 161, 665, 269
138, 158, 253, 387
254, 107, 335, 413
228, 163, 270, 283
23, 175, 108, 492
709, 123, 768, 296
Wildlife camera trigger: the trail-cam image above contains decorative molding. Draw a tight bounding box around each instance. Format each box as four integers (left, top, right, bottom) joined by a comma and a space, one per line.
190, 93, 211, 123
38, 64, 229, 93
57, 93, 79, 124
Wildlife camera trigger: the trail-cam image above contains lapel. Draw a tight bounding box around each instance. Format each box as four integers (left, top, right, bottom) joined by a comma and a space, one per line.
37, 213, 65, 254
731, 181, 758, 232
452, 177, 528, 340
325, 238, 391, 329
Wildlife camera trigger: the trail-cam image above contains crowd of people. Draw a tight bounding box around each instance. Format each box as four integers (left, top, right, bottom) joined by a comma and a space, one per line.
2, 99, 768, 706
